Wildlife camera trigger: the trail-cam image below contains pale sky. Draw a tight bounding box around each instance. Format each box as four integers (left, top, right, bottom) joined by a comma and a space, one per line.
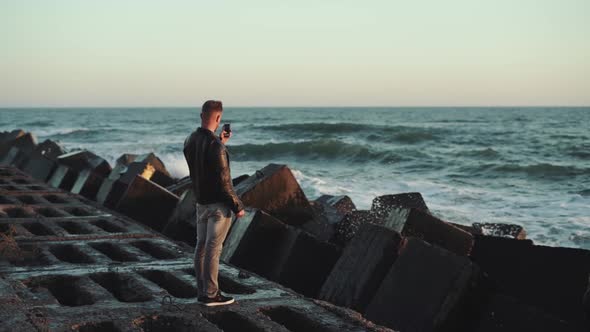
1, 0, 589, 107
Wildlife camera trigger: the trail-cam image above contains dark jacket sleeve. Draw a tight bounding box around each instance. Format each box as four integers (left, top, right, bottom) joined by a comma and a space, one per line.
210, 141, 244, 214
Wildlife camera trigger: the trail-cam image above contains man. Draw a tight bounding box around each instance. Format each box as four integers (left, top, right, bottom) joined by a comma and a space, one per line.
183, 100, 245, 306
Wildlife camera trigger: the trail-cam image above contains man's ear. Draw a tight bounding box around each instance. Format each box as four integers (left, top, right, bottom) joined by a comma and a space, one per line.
216, 114, 221, 123
200, 112, 203, 121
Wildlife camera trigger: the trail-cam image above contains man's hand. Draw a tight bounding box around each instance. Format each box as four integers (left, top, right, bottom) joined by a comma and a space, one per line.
220, 130, 232, 144
236, 209, 245, 218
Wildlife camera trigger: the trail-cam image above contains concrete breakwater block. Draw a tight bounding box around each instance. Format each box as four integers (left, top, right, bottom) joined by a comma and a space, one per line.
166, 176, 192, 196
301, 199, 346, 242
371, 192, 430, 219
320, 223, 403, 311
115, 152, 171, 177
0, 132, 37, 152
20, 152, 57, 181
470, 235, 590, 328
0, 129, 26, 143
0, 147, 27, 166
47, 165, 78, 191
162, 189, 198, 246
333, 210, 379, 246
473, 222, 526, 239
97, 158, 174, 208
316, 195, 357, 214
57, 150, 111, 177
234, 164, 313, 226
278, 231, 342, 298
221, 209, 300, 280
365, 237, 481, 332
473, 294, 580, 332
383, 207, 474, 256
70, 169, 104, 200
116, 175, 179, 232
33, 139, 66, 160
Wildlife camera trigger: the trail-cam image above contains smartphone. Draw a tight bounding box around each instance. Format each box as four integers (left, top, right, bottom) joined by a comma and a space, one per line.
222, 123, 231, 138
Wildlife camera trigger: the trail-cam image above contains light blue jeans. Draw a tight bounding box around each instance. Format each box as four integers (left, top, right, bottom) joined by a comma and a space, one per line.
194, 202, 233, 298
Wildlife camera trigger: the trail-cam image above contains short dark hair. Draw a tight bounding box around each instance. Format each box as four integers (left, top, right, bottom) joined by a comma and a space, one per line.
202, 100, 223, 113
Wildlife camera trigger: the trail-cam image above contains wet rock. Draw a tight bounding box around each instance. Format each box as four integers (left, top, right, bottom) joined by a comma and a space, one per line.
70, 169, 104, 200
115, 175, 179, 232
474, 294, 580, 332
333, 210, 379, 246
371, 192, 430, 219
365, 237, 481, 332
470, 235, 590, 328
162, 189, 197, 246
382, 207, 474, 256
278, 231, 342, 298
33, 139, 66, 160
221, 209, 300, 280
320, 223, 403, 311
234, 164, 313, 226
57, 150, 111, 177
47, 165, 78, 191
316, 195, 357, 214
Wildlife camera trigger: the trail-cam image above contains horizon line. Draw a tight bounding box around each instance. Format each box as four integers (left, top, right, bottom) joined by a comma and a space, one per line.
1, 105, 590, 109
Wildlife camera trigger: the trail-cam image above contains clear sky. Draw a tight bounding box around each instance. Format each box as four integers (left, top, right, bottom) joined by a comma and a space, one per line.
1, 0, 589, 107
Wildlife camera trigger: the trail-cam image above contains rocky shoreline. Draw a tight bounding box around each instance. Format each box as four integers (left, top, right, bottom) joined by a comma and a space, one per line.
1, 128, 589, 331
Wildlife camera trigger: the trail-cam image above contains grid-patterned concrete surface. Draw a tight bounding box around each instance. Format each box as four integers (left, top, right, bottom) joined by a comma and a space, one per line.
0, 166, 391, 332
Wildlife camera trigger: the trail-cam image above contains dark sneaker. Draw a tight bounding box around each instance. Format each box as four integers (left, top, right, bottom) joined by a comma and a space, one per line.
199, 292, 235, 307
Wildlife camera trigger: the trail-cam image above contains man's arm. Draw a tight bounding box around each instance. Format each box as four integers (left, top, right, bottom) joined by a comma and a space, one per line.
211, 142, 244, 214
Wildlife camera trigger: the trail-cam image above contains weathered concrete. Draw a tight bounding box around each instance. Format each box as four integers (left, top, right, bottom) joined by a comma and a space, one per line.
57, 150, 111, 177
371, 192, 430, 219
235, 164, 313, 226
47, 165, 78, 191
162, 189, 197, 246
221, 209, 300, 281
301, 200, 346, 242
0, 132, 37, 159
33, 139, 66, 160
115, 152, 172, 178
20, 152, 57, 182
316, 195, 357, 215
382, 207, 474, 256
472, 222, 527, 239
473, 294, 581, 332
70, 169, 104, 200
278, 231, 342, 298
1, 165, 389, 332
365, 237, 481, 332
333, 210, 379, 246
115, 175, 179, 232
320, 223, 403, 312
0, 147, 27, 167
470, 235, 590, 329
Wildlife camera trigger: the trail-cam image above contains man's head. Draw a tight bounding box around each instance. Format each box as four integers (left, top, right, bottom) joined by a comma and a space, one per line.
200, 100, 223, 131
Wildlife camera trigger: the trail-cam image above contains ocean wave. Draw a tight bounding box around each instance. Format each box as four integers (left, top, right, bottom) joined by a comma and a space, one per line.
227, 139, 404, 164
23, 120, 54, 127
456, 148, 500, 159
479, 163, 590, 178
256, 122, 445, 144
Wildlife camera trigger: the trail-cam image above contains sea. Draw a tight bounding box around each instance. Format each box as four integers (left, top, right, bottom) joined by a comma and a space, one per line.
1, 107, 589, 249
